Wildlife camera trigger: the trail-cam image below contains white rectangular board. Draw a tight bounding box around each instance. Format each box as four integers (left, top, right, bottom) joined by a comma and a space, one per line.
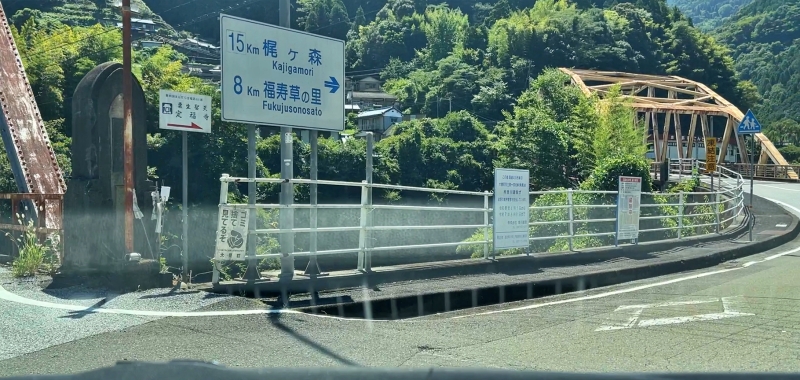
493, 168, 530, 250
215, 206, 251, 261
617, 176, 642, 241
220, 14, 345, 132
159, 90, 212, 133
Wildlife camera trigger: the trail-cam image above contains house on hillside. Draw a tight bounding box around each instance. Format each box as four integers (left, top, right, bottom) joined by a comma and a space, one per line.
355, 106, 403, 139
115, 18, 156, 35
140, 40, 163, 49
346, 76, 398, 111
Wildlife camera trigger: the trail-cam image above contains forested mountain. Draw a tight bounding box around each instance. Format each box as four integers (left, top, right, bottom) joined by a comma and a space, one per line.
4, 0, 756, 193
713, 0, 800, 146
665, 0, 752, 31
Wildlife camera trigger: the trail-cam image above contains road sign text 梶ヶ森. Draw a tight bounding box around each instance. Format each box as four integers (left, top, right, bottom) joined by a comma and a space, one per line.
159, 90, 212, 133
220, 14, 345, 132
737, 109, 762, 134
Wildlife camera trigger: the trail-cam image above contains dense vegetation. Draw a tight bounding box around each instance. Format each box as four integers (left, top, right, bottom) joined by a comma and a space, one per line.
666, 0, 752, 31
711, 0, 800, 151
0, 0, 771, 259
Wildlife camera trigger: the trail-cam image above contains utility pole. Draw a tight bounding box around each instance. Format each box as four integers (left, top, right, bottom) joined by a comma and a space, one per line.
278, 0, 295, 279
122, 0, 134, 253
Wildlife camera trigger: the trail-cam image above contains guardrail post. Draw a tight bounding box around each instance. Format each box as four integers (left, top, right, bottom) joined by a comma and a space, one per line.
357, 181, 369, 272
678, 191, 684, 239
567, 189, 574, 251
483, 191, 490, 260
714, 190, 720, 234
212, 174, 230, 286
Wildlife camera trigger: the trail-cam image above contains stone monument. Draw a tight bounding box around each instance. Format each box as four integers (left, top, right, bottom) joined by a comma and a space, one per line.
62, 62, 153, 274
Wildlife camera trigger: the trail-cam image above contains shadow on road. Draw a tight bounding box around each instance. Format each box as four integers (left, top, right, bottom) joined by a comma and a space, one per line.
58, 293, 117, 319
267, 312, 360, 366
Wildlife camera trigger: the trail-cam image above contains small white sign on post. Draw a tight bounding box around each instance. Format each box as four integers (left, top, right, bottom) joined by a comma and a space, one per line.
159, 90, 212, 133
617, 176, 643, 241
215, 206, 250, 261
493, 168, 530, 251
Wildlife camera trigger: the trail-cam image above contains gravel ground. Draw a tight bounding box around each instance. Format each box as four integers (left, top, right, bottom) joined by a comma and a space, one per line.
0, 266, 236, 361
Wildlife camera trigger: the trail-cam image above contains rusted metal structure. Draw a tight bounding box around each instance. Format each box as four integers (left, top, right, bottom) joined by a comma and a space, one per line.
559, 69, 797, 180
0, 193, 64, 260
0, 2, 66, 229
122, 0, 135, 252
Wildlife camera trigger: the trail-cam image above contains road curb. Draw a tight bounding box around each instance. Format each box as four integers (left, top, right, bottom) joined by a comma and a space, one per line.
290, 194, 799, 319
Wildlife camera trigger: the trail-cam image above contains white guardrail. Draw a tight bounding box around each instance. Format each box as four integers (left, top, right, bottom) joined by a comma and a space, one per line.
211, 159, 745, 284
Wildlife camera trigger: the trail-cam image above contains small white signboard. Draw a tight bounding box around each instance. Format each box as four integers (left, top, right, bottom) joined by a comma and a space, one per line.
220, 14, 345, 131
215, 206, 250, 261
617, 176, 642, 241
493, 168, 530, 250
159, 90, 212, 133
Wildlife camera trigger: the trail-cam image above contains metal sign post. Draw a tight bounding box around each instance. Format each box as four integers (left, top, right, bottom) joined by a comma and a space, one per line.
158, 90, 212, 281
736, 109, 762, 242
220, 10, 345, 281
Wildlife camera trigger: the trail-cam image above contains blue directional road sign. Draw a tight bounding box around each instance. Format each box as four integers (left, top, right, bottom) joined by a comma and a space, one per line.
737, 109, 762, 134
219, 14, 345, 132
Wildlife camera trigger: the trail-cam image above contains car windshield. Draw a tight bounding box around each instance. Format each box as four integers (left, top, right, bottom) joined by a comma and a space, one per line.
1, 0, 799, 376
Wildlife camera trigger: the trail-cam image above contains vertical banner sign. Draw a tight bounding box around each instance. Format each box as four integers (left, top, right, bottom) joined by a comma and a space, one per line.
705, 137, 717, 172
493, 168, 530, 250
215, 206, 250, 261
617, 176, 642, 241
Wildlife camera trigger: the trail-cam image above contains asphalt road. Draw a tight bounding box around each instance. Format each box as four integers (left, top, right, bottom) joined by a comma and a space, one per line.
1, 180, 799, 376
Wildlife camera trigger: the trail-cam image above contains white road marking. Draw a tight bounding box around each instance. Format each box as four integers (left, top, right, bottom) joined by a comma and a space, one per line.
0, 285, 385, 322
452, 243, 800, 319
595, 296, 753, 331
760, 185, 800, 193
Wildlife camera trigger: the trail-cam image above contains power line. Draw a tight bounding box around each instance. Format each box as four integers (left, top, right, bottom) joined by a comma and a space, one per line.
21, 27, 119, 60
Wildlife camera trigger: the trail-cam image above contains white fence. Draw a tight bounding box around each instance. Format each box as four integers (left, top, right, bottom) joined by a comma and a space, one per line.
212, 160, 745, 284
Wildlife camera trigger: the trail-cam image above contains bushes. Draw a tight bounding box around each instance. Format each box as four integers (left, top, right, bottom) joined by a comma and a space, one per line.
5, 213, 60, 278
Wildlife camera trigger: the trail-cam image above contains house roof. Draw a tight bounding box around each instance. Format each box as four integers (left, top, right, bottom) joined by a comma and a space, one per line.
350, 91, 396, 99
132, 18, 155, 25
357, 106, 399, 118
186, 38, 218, 49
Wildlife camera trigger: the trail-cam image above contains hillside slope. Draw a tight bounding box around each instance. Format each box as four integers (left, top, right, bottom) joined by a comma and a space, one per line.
666, 0, 752, 31
715, 0, 800, 141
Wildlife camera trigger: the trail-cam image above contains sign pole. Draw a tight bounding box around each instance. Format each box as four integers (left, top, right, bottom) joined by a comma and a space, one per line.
158, 90, 211, 279
736, 109, 761, 242
304, 130, 322, 276
244, 124, 260, 281
278, 0, 295, 280
749, 135, 755, 242
182, 131, 189, 281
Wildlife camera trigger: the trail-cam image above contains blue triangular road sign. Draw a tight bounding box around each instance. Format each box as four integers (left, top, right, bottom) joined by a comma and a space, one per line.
737, 109, 762, 134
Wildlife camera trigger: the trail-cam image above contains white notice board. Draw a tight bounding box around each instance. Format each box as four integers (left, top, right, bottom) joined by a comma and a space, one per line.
159, 90, 212, 133
493, 168, 530, 250
617, 176, 642, 241
215, 206, 250, 261
220, 14, 345, 131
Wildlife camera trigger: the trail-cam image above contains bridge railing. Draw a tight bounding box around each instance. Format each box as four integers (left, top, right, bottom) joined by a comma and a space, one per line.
211, 168, 745, 283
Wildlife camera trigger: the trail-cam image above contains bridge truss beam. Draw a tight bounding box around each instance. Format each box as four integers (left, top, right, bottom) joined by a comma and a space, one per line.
559, 69, 797, 180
